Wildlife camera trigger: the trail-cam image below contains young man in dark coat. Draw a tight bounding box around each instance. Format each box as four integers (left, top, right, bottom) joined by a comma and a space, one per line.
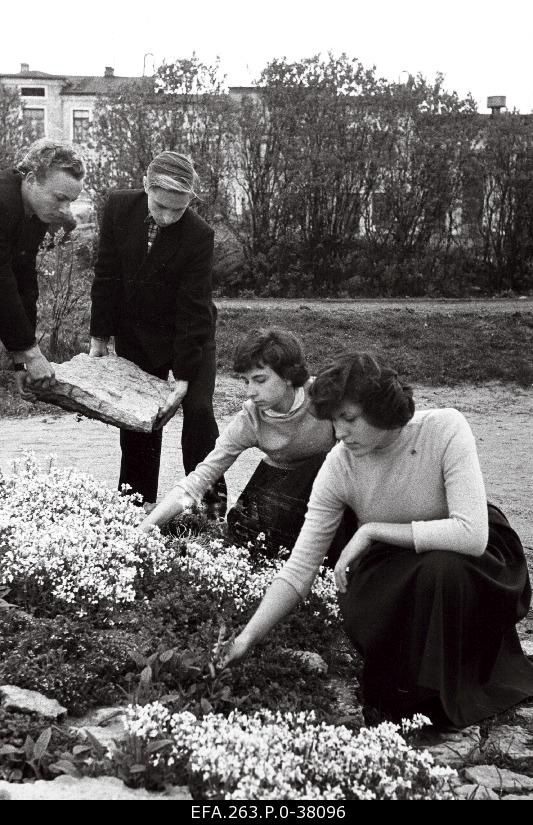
0, 139, 84, 395
89, 151, 226, 510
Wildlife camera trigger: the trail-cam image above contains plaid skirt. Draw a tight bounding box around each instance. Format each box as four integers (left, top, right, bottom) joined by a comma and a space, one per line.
339, 503, 533, 728
226, 454, 356, 567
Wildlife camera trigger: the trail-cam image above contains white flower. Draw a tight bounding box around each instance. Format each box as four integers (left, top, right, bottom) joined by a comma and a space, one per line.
122, 703, 456, 800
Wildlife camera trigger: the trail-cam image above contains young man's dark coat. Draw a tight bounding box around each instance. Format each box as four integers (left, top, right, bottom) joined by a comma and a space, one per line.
90, 189, 216, 381
0, 169, 48, 352
90, 188, 224, 506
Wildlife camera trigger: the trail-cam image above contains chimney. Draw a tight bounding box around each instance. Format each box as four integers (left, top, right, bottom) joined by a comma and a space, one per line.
20, 62, 29, 73
104, 66, 114, 78
487, 95, 506, 115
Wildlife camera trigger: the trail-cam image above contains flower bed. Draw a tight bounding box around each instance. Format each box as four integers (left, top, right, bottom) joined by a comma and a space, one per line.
0, 454, 455, 799
118, 704, 454, 800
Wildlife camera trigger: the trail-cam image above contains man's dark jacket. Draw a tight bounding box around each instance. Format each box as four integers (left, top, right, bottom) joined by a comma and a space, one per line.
0, 169, 48, 352
90, 189, 216, 382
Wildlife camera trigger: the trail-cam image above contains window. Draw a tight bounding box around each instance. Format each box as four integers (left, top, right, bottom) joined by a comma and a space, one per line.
72, 109, 90, 143
20, 86, 46, 97
22, 108, 45, 138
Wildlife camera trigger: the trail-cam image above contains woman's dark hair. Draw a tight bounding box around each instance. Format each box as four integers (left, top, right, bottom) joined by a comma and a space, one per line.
233, 327, 309, 387
310, 351, 415, 429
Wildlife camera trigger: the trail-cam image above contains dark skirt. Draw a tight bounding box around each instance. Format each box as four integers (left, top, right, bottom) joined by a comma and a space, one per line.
339, 504, 533, 728
226, 454, 356, 567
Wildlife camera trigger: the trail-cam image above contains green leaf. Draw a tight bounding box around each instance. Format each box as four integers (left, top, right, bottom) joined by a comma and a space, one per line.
24, 734, 35, 761
128, 650, 147, 668
159, 692, 182, 703
0, 744, 20, 756
33, 727, 52, 761
140, 665, 152, 687
159, 649, 175, 664
146, 739, 174, 754
72, 745, 93, 757
49, 760, 82, 778
200, 698, 213, 714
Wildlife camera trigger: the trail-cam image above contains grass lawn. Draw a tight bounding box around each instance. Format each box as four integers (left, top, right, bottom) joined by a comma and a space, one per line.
215, 305, 533, 386
1, 303, 532, 418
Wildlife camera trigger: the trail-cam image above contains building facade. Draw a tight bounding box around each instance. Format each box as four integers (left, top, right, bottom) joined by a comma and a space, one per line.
0, 63, 255, 145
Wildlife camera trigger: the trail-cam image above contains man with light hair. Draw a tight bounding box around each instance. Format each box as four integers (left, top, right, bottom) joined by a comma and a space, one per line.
0, 138, 84, 395
90, 151, 226, 512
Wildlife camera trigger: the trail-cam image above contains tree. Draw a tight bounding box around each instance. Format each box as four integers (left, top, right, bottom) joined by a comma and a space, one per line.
471, 112, 533, 292
0, 84, 25, 169
84, 56, 237, 221
234, 53, 387, 293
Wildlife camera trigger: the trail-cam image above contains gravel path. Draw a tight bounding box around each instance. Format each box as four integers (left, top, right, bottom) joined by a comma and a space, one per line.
1, 377, 532, 547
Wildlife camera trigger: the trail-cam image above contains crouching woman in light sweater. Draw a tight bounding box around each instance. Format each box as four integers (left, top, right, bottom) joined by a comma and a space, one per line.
141, 327, 355, 565
222, 351, 533, 729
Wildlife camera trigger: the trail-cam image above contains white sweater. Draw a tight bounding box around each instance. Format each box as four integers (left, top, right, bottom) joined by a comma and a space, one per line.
176, 381, 335, 504
277, 408, 489, 598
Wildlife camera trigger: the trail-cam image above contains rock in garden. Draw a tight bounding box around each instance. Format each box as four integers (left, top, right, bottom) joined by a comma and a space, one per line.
0, 775, 191, 800
0, 685, 67, 721
282, 649, 328, 675
70, 706, 127, 728
484, 725, 533, 769
73, 723, 126, 751
515, 707, 533, 725
451, 784, 499, 800
425, 725, 482, 767
464, 764, 533, 793
32, 353, 171, 432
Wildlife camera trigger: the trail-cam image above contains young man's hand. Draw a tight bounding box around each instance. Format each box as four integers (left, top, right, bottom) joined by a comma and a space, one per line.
153, 380, 189, 430
89, 337, 109, 357
18, 345, 56, 391
14, 370, 37, 401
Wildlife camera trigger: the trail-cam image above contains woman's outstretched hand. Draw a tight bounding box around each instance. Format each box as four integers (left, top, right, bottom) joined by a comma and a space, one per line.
215, 631, 254, 669
334, 525, 373, 593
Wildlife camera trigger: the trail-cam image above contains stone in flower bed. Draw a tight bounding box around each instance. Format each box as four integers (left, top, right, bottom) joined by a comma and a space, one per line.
32, 353, 170, 432
463, 764, 533, 793
484, 725, 533, 769
0, 686, 67, 721
0, 775, 191, 800
425, 725, 482, 768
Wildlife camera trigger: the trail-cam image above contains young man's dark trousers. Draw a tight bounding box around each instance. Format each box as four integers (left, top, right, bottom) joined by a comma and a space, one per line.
118, 341, 226, 507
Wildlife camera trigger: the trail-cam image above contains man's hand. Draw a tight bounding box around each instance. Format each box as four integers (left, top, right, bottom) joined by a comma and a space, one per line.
153, 380, 189, 430
22, 346, 55, 391
14, 370, 37, 401
334, 525, 374, 594
89, 337, 109, 358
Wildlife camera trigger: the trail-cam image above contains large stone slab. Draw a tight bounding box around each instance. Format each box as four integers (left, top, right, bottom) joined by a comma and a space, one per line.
0, 775, 191, 800
464, 764, 533, 793
0, 685, 67, 721
515, 707, 533, 725
485, 725, 533, 769
425, 726, 482, 768
452, 783, 499, 800
33, 353, 171, 432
